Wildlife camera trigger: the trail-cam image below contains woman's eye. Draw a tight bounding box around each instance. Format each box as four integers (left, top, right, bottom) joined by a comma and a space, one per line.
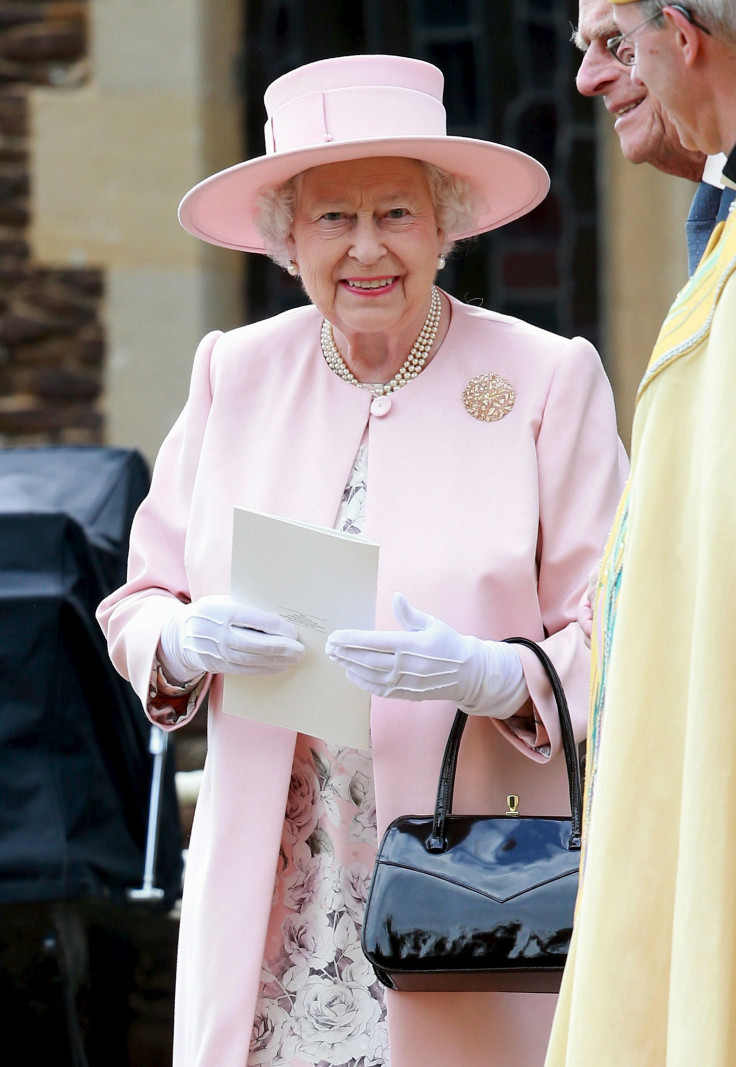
387, 208, 410, 219
321, 212, 345, 222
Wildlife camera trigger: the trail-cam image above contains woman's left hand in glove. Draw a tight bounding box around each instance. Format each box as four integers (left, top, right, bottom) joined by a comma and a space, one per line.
325, 592, 529, 719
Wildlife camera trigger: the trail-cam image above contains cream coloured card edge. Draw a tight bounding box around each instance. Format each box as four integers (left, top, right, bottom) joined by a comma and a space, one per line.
222, 506, 379, 748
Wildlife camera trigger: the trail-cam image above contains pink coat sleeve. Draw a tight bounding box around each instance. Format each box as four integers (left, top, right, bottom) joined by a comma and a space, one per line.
96, 330, 222, 729
497, 335, 628, 760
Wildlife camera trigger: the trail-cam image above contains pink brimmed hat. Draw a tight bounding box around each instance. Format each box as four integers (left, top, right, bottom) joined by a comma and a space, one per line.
178, 54, 550, 253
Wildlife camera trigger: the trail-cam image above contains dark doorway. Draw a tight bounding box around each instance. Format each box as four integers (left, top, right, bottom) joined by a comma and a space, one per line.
243, 0, 599, 349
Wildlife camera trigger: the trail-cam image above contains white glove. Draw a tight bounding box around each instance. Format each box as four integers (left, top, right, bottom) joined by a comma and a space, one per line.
158, 594, 305, 685
325, 592, 528, 719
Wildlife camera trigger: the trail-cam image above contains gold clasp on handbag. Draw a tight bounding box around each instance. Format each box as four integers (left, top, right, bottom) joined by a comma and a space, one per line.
506, 794, 520, 817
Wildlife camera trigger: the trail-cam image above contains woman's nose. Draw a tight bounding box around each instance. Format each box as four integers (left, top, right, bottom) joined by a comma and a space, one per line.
349, 218, 387, 264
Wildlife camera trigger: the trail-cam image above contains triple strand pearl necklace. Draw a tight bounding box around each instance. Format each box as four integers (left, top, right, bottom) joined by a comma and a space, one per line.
320, 285, 442, 397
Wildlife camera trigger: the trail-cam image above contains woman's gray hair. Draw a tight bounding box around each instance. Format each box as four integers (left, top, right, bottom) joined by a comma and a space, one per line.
636, 0, 736, 43
255, 160, 482, 269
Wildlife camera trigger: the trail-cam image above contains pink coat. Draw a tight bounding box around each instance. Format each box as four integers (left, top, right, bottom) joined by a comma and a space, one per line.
98, 293, 627, 1067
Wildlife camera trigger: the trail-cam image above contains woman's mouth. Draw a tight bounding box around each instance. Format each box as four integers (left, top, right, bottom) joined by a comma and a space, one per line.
342, 277, 397, 293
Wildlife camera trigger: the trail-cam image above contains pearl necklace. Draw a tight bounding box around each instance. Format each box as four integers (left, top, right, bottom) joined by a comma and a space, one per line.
320, 286, 442, 397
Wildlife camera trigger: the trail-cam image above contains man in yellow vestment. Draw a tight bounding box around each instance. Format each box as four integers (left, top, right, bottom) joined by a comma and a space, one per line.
546, 3, 736, 1064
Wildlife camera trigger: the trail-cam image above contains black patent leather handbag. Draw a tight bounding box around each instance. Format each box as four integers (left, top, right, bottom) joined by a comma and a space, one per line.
361, 637, 583, 993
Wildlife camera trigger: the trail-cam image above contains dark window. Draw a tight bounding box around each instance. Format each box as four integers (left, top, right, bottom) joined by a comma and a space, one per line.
243, 0, 599, 350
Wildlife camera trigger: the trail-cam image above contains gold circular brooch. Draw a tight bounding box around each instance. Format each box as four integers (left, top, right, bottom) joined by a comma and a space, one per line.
462, 373, 516, 422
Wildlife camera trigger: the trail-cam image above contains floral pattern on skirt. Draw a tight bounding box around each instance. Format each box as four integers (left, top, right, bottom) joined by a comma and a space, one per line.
249, 434, 388, 1066
249, 737, 388, 1067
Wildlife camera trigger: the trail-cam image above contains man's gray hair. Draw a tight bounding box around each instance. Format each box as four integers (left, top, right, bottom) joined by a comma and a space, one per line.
255, 161, 480, 269
636, 0, 736, 43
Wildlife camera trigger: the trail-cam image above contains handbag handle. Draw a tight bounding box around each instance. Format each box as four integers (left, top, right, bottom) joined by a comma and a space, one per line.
427, 637, 583, 852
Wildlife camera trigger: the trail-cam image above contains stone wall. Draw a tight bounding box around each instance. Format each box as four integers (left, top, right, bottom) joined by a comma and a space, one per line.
0, 0, 104, 446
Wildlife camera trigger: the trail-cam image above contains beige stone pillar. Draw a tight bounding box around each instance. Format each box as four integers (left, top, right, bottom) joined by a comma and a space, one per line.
597, 118, 694, 451
28, 0, 245, 463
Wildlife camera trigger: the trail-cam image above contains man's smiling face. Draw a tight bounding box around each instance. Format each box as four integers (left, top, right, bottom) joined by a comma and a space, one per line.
574, 0, 704, 180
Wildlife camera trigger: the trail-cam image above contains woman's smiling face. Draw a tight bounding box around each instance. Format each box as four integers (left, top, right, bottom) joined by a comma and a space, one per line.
286, 156, 445, 345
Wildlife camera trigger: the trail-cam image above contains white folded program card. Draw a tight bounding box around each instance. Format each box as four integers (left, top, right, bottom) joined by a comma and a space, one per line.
222, 506, 380, 748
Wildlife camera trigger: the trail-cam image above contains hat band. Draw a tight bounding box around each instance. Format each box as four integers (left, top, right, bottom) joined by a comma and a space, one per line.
265, 85, 447, 155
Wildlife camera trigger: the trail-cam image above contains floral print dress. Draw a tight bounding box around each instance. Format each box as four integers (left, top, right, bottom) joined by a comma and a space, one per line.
249, 440, 390, 1067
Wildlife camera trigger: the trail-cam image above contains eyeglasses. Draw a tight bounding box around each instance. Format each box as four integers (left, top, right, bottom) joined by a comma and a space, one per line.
606, 4, 711, 67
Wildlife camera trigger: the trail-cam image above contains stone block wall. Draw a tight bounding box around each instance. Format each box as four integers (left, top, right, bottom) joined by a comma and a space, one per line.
0, 0, 104, 445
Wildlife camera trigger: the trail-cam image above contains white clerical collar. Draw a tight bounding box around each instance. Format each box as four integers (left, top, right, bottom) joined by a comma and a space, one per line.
704, 153, 727, 189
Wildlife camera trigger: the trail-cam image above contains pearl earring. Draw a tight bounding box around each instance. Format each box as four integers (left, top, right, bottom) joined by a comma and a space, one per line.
436, 255, 446, 270
287, 260, 299, 277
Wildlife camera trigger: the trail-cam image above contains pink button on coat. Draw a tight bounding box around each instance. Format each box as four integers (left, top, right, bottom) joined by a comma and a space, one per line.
98, 293, 628, 1067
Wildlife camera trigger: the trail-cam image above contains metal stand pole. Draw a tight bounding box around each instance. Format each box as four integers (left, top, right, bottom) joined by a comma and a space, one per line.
127, 726, 169, 903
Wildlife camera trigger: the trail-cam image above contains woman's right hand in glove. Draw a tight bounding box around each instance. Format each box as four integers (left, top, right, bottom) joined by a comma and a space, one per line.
157, 594, 305, 684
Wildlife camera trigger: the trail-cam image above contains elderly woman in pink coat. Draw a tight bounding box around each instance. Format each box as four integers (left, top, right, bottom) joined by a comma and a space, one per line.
98, 54, 627, 1067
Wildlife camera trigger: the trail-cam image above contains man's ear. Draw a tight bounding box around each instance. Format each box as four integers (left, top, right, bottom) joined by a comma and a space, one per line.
663, 5, 704, 67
